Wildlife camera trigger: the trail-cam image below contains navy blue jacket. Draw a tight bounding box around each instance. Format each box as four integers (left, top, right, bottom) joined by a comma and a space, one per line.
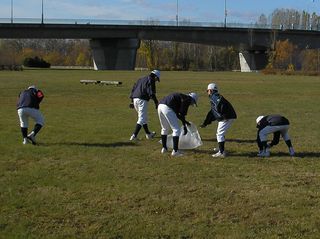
257, 115, 289, 130
159, 93, 193, 125
130, 76, 157, 102
202, 93, 237, 126
256, 114, 290, 149
17, 88, 44, 110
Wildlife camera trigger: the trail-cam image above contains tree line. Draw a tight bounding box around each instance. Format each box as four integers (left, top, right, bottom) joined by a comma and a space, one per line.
0, 8, 319, 72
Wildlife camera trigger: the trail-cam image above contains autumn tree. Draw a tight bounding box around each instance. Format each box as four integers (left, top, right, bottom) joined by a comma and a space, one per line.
270, 40, 297, 70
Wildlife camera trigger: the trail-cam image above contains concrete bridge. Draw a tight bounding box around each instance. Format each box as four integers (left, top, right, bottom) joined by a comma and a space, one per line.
0, 22, 319, 71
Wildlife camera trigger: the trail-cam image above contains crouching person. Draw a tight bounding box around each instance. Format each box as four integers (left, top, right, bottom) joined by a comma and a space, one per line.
17, 85, 45, 145
200, 83, 237, 158
158, 92, 198, 157
256, 114, 295, 157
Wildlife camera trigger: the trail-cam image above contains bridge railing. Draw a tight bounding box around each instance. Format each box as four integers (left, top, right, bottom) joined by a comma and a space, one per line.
0, 18, 319, 31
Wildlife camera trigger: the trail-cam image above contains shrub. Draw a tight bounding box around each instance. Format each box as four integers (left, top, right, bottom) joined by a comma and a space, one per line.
23, 56, 50, 68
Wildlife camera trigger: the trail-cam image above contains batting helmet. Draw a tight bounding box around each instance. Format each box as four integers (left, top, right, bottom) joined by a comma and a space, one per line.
256, 116, 264, 124
188, 92, 198, 106
151, 70, 160, 81
207, 83, 218, 92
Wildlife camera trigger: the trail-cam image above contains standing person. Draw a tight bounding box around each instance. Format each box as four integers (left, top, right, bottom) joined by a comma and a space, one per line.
200, 83, 237, 158
17, 85, 45, 145
256, 114, 295, 157
158, 92, 198, 157
129, 70, 160, 141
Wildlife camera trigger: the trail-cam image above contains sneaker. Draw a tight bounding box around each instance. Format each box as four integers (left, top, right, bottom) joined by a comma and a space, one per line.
129, 134, 137, 141
146, 131, 156, 139
289, 147, 295, 156
27, 132, 36, 145
161, 147, 168, 154
257, 150, 270, 157
23, 138, 28, 145
212, 151, 226, 158
171, 150, 184, 157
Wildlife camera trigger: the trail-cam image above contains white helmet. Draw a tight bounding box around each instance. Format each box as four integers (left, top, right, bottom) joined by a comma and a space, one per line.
256, 116, 264, 124
151, 70, 160, 81
188, 92, 198, 106
207, 83, 218, 92
28, 85, 37, 90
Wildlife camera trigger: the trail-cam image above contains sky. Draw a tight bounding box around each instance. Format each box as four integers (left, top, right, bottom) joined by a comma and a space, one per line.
0, 0, 319, 24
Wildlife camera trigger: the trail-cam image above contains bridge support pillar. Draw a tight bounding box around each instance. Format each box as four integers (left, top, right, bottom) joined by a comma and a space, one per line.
239, 50, 268, 72
90, 38, 140, 70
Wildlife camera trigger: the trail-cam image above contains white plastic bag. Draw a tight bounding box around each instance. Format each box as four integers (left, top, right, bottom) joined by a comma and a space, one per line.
160, 122, 203, 149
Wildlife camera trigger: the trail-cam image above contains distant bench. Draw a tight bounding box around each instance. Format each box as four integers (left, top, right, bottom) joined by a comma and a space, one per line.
80, 80, 122, 85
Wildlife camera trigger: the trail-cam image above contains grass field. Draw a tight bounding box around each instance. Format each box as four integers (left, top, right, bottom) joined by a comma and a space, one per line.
0, 69, 319, 238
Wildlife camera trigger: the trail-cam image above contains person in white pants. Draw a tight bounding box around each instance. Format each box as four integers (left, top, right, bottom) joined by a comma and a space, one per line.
256, 114, 295, 157
200, 83, 237, 158
158, 92, 198, 157
129, 70, 160, 141
17, 85, 45, 145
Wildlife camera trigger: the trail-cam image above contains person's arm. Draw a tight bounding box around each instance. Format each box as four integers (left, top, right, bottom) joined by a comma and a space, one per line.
176, 113, 190, 135
200, 110, 216, 128
129, 83, 136, 108
269, 132, 280, 147
151, 94, 158, 108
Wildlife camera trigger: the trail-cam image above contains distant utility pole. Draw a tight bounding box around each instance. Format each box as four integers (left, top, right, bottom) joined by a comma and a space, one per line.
11, 0, 13, 23
176, 0, 179, 26
41, 0, 44, 24
224, 0, 227, 27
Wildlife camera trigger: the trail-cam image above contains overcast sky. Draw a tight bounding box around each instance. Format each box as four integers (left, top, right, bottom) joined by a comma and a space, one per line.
1, 0, 319, 23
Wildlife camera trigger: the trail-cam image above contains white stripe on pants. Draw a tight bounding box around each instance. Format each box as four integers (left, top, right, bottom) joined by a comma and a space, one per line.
216, 119, 234, 142
259, 125, 290, 142
157, 104, 181, 136
17, 108, 44, 128
133, 98, 148, 125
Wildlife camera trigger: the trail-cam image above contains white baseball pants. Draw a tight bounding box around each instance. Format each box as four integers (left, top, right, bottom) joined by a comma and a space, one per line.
216, 119, 235, 142
259, 125, 290, 142
17, 108, 44, 128
133, 98, 148, 125
157, 104, 181, 137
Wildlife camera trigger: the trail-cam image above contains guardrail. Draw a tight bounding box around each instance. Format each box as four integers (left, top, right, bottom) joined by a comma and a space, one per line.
0, 18, 319, 31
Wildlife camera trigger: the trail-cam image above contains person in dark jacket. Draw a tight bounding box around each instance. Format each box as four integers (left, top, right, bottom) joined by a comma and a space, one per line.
17, 85, 44, 145
256, 114, 295, 157
158, 92, 198, 157
129, 70, 160, 141
200, 83, 237, 158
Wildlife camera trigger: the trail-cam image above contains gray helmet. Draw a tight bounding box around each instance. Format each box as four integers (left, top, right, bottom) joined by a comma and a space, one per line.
207, 83, 218, 92
188, 92, 198, 106
151, 70, 160, 81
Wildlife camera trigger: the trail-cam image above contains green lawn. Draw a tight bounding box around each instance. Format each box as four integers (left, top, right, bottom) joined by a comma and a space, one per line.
0, 70, 319, 238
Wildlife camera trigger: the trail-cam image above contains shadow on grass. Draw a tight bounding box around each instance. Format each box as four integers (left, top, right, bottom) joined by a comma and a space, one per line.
191, 149, 320, 158
270, 151, 320, 158
43, 141, 137, 148
202, 138, 256, 144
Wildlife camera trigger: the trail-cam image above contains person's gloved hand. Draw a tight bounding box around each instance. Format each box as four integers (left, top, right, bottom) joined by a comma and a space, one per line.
129, 103, 134, 109
199, 123, 206, 128
183, 126, 188, 135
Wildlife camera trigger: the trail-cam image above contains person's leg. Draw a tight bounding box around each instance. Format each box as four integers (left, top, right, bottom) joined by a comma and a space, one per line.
165, 108, 181, 154
214, 119, 234, 157
130, 99, 145, 139
18, 108, 29, 144
280, 125, 295, 156
158, 104, 170, 152
28, 109, 45, 144
258, 126, 279, 157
